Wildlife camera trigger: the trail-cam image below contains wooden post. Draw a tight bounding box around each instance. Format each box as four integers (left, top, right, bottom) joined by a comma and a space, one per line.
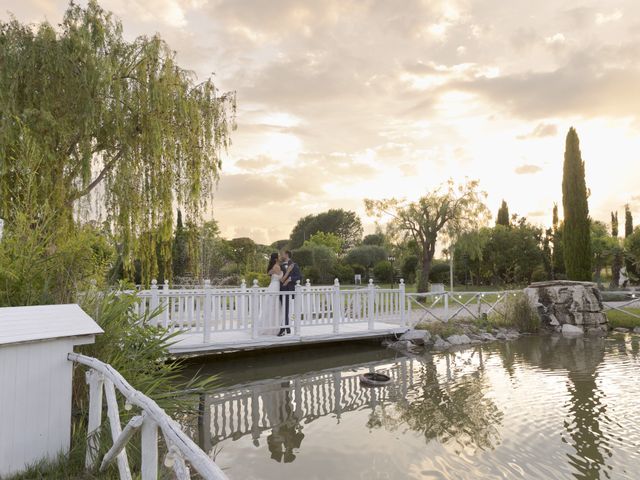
332, 278, 341, 333
240, 279, 247, 330
103, 379, 132, 480
294, 281, 302, 336
203, 279, 212, 343
367, 279, 375, 331
399, 279, 406, 328
150, 279, 159, 324
85, 370, 104, 469
141, 418, 158, 480
251, 280, 260, 339
444, 292, 449, 322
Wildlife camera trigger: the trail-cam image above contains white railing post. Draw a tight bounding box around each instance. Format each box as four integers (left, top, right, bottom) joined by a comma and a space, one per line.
444, 291, 449, 322
399, 279, 406, 328
150, 279, 159, 321
367, 279, 375, 331
294, 280, 302, 336
203, 279, 212, 343
305, 279, 312, 324
85, 369, 104, 469
240, 279, 247, 330
251, 280, 260, 339
141, 418, 158, 480
332, 278, 341, 333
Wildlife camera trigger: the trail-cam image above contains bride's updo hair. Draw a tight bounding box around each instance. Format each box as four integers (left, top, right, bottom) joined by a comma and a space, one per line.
267, 252, 279, 273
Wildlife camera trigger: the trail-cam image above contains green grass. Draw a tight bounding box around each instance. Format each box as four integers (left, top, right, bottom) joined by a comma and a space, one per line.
415, 320, 466, 338
606, 308, 640, 329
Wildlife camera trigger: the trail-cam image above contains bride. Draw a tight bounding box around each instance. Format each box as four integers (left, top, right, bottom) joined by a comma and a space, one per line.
260, 252, 283, 336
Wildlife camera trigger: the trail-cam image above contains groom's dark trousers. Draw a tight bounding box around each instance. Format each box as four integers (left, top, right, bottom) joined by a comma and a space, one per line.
280, 281, 295, 334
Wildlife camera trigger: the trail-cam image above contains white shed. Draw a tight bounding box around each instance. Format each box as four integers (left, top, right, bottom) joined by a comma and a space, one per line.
0, 304, 103, 477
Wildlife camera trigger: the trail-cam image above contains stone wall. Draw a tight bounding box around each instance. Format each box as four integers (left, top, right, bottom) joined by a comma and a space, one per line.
524, 281, 608, 331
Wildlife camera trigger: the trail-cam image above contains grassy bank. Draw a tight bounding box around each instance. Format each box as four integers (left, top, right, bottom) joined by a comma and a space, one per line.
606, 309, 640, 329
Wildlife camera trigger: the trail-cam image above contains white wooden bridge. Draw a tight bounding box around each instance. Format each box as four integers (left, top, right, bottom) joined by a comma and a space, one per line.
132, 280, 532, 355
135, 279, 412, 355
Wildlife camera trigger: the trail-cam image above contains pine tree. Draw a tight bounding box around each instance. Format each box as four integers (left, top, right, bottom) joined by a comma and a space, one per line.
611, 211, 619, 237
496, 200, 510, 227
561, 128, 592, 281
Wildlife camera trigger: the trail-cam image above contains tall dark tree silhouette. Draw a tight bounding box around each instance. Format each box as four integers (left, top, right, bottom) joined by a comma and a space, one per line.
496, 200, 510, 227
552, 203, 565, 278
625, 205, 633, 237
611, 211, 619, 237
561, 128, 591, 281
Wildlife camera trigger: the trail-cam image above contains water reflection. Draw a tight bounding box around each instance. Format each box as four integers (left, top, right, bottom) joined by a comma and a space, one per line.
513, 335, 611, 480
190, 336, 640, 479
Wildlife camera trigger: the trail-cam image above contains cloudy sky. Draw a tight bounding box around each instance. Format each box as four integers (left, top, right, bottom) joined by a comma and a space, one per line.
4, 0, 640, 244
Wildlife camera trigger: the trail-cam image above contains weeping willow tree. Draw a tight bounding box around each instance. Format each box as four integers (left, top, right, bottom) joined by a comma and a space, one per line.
0, 1, 235, 285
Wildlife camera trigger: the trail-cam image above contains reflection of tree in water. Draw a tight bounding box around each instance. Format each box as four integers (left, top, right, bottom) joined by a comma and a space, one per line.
511, 335, 612, 480
396, 354, 503, 454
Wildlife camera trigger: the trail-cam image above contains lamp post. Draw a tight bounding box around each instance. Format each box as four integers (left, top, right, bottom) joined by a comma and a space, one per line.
388, 255, 396, 288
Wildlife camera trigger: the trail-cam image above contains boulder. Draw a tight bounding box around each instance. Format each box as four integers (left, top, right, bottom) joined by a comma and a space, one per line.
525, 281, 608, 330
562, 324, 584, 335
587, 327, 606, 336
433, 335, 451, 350
479, 332, 496, 342
496, 332, 507, 340
634, 327, 640, 334
613, 327, 629, 333
400, 329, 431, 346
446, 334, 471, 345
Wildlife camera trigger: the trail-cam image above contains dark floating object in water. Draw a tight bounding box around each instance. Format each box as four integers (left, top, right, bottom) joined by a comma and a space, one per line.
359, 372, 392, 386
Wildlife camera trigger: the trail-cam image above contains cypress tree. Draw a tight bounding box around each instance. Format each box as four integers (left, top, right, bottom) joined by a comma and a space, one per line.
625, 204, 633, 237
552, 203, 565, 278
496, 200, 510, 227
611, 211, 619, 237
561, 128, 591, 281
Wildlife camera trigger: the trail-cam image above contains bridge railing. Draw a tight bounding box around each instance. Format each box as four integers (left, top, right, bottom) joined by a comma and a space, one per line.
134, 279, 410, 342
68, 353, 227, 480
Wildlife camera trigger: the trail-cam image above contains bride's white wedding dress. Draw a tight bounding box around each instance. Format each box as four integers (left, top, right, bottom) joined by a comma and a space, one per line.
259, 272, 283, 336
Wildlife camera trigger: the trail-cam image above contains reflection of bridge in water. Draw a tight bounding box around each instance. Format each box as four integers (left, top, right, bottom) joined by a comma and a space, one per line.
199, 357, 420, 456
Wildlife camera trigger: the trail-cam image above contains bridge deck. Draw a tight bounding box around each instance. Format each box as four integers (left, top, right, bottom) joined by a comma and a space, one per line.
168, 320, 407, 356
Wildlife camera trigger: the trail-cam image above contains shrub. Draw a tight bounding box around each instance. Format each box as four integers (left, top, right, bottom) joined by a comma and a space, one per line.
345, 245, 387, 268
531, 265, 548, 282
303, 266, 320, 284
332, 263, 355, 284
373, 260, 393, 283
402, 255, 419, 284
489, 292, 540, 333
429, 260, 450, 284
245, 271, 271, 287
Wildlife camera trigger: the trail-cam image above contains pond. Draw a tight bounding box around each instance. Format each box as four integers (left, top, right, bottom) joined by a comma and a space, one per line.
184, 335, 640, 479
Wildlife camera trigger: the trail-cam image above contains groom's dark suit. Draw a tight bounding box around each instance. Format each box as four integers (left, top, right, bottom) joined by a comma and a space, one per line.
280, 259, 302, 334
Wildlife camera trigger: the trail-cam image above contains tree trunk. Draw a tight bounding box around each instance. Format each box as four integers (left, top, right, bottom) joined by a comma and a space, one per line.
418, 255, 432, 293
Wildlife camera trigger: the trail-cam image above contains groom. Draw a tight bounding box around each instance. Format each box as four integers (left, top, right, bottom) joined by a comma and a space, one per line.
279, 250, 301, 336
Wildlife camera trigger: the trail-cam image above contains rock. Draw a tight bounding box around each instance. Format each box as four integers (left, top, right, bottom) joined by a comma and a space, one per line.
446, 334, 471, 345
388, 340, 411, 350
614, 327, 629, 333
400, 329, 431, 346
562, 324, 584, 335
496, 332, 507, 340
479, 332, 496, 342
634, 327, 640, 334
506, 332, 520, 340
587, 327, 606, 336
524, 280, 608, 330
433, 335, 451, 350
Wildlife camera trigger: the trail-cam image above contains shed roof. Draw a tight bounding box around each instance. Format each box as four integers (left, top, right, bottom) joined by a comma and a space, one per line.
0, 304, 103, 346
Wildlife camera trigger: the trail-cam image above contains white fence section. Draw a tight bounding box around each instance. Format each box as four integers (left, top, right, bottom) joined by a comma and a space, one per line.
405, 290, 521, 323
69, 353, 227, 480
134, 279, 411, 342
